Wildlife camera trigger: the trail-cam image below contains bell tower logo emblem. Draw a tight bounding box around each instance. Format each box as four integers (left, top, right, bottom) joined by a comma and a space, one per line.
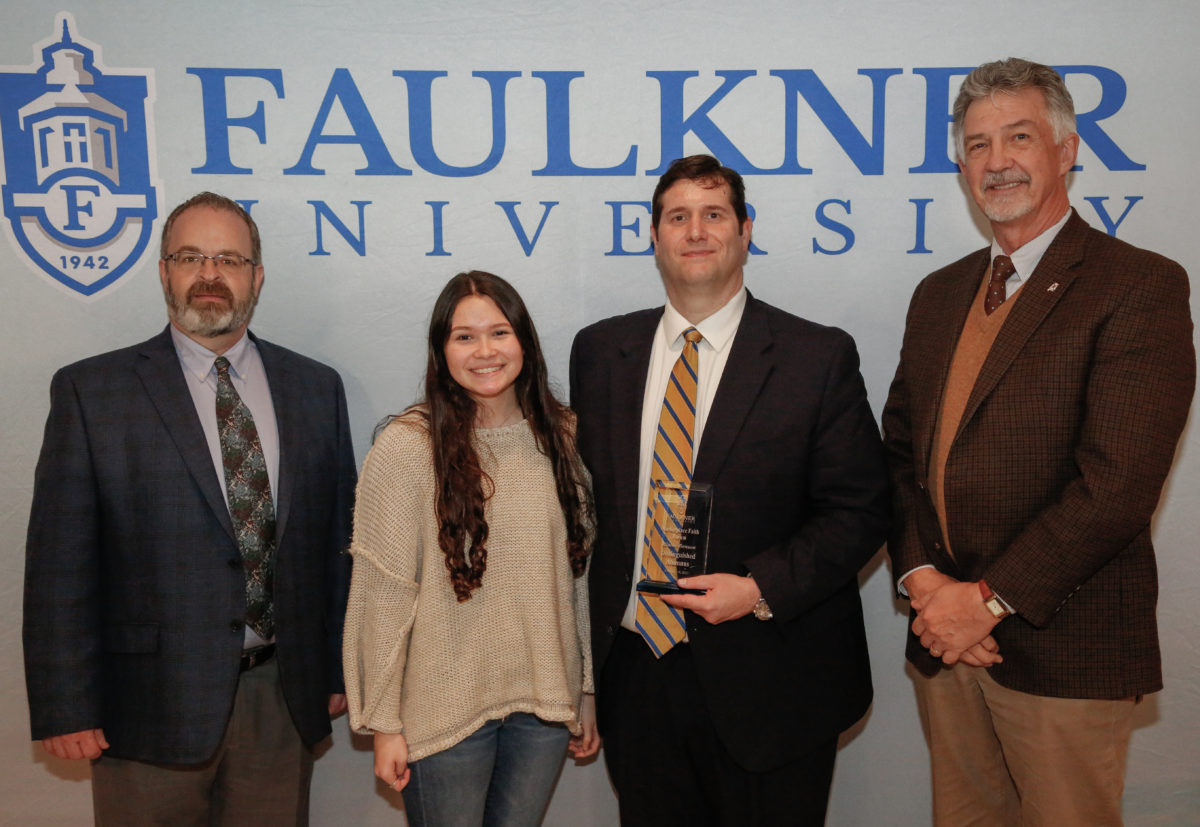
0, 14, 160, 297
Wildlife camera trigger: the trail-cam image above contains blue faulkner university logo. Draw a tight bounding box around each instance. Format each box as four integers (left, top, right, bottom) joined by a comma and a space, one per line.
0, 14, 160, 297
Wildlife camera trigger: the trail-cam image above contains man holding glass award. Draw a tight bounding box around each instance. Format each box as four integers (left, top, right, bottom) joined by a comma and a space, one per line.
570, 155, 890, 825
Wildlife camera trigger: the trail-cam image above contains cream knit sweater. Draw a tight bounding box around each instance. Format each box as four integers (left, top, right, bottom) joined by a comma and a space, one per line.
343, 411, 593, 762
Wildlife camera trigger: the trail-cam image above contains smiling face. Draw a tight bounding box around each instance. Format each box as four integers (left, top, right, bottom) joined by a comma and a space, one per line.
444, 294, 525, 424
159, 205, 264, 353
959, 86, 1078, 250
649, 177, 752, 322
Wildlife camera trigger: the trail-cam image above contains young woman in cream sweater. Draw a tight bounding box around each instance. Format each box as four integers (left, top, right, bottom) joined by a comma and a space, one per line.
344, 270, 598, 826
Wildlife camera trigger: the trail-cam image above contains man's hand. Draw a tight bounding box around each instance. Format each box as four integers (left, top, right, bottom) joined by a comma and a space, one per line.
41, 728, 108, 760
948, 636, 1003, 667
911, 580, 999, 656
374, 731, 411, 792
660, 573, 760, 624
901, 567, 959, 604
902, 569, 1002, 665
568, 693, 601, 759
328, 693, 347, 717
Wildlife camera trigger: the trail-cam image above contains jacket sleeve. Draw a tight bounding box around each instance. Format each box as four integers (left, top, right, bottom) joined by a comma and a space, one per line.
743, 331, 891, 621
324, 372, 357, 694
23, 368, 105, 740
881, 277, 937, 585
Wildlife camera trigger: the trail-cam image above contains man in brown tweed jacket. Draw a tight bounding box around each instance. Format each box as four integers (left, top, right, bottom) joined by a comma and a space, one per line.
882, 58, 1194, 825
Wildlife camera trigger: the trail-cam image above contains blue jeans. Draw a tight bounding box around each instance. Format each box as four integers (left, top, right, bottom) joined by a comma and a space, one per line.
402, 713, 570, 827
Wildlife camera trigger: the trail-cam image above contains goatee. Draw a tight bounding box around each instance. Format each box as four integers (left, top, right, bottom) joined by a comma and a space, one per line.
979, 170, 1033, 224
165, 280, 258, 338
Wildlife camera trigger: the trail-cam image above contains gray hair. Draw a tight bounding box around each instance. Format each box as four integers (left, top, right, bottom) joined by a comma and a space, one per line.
952, 58, 1076, 161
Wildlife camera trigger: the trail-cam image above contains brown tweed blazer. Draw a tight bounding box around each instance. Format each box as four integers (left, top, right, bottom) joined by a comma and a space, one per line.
882, 210, 1194, 699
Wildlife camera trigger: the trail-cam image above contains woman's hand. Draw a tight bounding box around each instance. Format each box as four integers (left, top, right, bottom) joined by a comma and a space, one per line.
568, 694, 601, 759
374, 731, 412, 791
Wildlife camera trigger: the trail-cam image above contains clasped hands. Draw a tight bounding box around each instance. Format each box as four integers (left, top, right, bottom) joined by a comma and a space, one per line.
905, 569, 1003, 667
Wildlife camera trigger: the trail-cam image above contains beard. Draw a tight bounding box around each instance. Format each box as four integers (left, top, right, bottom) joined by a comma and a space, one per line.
978, 169, 1034, 223
165, 279, 258, 338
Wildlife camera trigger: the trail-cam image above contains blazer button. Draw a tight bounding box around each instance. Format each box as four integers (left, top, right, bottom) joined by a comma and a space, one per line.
933, 541, 943, 551
229, 620, 243, 633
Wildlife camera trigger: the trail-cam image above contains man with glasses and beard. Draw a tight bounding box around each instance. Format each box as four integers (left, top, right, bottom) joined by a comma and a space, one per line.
23, 192, 357, 825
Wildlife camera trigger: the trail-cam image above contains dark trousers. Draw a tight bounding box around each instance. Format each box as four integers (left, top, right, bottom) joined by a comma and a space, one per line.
598, 629, 837, 827
91, 658, 314, 827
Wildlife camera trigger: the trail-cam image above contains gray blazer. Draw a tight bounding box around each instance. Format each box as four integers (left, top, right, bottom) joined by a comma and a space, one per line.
24, 327, 356, 764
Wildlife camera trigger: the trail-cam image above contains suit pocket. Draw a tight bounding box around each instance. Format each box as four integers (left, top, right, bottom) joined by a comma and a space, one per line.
103, 623, 160, 653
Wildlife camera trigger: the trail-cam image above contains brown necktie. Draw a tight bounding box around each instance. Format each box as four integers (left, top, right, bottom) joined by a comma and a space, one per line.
985, 255, 1015, 315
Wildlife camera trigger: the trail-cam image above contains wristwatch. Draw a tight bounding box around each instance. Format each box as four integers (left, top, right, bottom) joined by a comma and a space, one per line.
979, 579, 1010, 620
746, 573, 773, 620
753, 596, 774, 621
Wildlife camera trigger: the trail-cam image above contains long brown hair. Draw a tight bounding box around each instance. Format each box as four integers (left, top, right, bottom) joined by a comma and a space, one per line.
420, 270, 591, 601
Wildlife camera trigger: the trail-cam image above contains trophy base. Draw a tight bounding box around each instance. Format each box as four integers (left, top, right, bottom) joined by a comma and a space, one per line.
636, 578, 706, 596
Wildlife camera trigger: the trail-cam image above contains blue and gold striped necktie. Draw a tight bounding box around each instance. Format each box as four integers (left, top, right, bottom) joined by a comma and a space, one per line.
636, 327, 702, 656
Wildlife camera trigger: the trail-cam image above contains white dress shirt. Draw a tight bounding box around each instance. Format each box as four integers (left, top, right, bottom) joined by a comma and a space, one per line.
988, 208, 1072, 301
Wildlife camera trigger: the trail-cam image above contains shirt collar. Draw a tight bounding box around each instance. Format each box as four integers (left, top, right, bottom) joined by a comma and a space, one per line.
662, 286, 747, 352
169, 324, 254, 381
990, 209, 1071, 283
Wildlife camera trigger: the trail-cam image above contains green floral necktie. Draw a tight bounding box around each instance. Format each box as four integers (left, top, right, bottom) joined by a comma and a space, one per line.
214, 356, 276, 639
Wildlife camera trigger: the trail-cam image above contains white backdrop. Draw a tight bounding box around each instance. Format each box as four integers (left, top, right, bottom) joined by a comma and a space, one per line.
2, 1, 1196, 824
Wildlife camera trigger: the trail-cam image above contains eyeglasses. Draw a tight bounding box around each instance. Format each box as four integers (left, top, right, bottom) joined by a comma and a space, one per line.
163, 251, 257, 274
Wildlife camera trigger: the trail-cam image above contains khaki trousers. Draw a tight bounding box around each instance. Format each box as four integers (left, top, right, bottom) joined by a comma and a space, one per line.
915, 664, 1136, 827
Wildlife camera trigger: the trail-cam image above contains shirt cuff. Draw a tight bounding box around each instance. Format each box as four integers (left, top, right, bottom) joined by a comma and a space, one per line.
992, 590, 1015, 616
896, 564, 937, 597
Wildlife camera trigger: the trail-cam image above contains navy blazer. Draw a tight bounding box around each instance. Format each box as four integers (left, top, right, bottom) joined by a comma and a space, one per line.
24, 327, 356, 764
570, 294, 889, 772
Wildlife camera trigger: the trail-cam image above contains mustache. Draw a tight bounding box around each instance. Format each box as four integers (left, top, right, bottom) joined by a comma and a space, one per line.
186, 280, 234, 303
983, 170, 1031, 189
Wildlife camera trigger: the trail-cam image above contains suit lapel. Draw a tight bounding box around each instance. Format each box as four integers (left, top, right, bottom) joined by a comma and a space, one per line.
135, 328, 236, 542
693, 296, 773, 485
610, 313, 658, 549
255, 337, 298, 544
956, 212, 1086, 437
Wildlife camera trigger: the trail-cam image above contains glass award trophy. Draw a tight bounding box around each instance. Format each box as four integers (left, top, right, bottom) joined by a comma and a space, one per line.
636, 480, 712, 596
